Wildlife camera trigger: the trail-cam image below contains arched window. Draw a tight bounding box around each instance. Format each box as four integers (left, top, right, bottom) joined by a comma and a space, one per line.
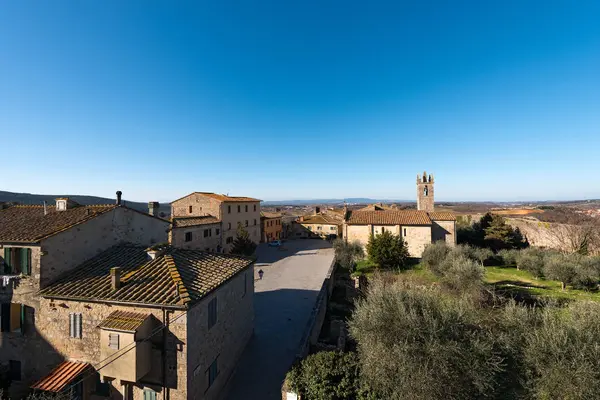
424, 185, 428, 196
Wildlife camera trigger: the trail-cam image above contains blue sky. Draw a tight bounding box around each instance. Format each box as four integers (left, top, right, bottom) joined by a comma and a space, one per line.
1, 1, 599, 202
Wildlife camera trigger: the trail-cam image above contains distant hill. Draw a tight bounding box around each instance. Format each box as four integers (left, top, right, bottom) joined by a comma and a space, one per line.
0, 191, 170, 214
262, 198, 413, 206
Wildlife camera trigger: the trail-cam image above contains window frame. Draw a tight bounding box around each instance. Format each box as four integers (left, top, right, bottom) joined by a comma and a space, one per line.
108, 333, 120, 350
207, 357, 219, 389
185, 232, 193, 242
208, 297, 218, 329
69, 312, 83, 339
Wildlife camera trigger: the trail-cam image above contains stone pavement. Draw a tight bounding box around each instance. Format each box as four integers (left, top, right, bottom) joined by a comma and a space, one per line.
224, 239, 335, 400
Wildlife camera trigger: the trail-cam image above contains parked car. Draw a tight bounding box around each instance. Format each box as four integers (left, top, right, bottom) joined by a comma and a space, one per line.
268, 240, 282, 247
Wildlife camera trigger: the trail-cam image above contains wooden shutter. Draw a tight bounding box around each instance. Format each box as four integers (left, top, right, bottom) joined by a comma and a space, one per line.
70, 313, 75, 337
20, 304, 26, 334
10, 303, 21, 332
20, 248, 30, 275
4, 248, 11, 274
76, 313, 82, 338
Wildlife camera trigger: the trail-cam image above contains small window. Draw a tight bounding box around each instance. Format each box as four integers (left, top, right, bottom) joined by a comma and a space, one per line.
9, 360, 21, 381
245, 220, 248, 227
245, 205, 248, 212
254, 205, 257, 212
185, 232, 193, 242
0, 303, 25, 333
254, 219, 257, 226
207, 357, 219, 388
189, 205, 193, 213
243, 272, 247, 297
331, 227, 336, 231
69, 313, 82, 338
108, 333, 120, 350
204, 229, 210, 238
237, 205, 241, 213
3, 247, 32, 276
403, 228, 407, 236
228, 205, 231, 214
381, 227, 385, 233
226, 237, 233, 244
143, 389, 157, 400
208, 298, 218, 329
317, 226, 322, 230
228, 222, 232, 230
216, 229, 220, 235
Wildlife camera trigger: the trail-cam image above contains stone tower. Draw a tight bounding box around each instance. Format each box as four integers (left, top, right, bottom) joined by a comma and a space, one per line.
416, 171, 434, 212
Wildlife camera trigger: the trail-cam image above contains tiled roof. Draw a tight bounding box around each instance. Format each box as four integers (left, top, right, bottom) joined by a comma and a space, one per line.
260, 212, 282, 219
172, 192, 260, 204
98, 310, 149, 332
357, 204, 390, 211
172, 216, 220, 228
31, 360, 91, 392
428, 212, 456, 221
300, 214, 343, 225
346, 210, 432, 225
0, 204, 117, 243
40, 244, 254, 307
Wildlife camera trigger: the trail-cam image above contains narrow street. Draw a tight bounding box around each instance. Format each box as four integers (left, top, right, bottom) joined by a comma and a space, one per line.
225, 239, 335, 400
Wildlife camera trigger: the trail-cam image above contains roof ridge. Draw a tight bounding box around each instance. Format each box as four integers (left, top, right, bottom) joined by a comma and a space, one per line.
163, 254, 191, 305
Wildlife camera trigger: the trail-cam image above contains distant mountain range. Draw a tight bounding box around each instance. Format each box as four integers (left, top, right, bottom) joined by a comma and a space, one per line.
262, 198, 413, 206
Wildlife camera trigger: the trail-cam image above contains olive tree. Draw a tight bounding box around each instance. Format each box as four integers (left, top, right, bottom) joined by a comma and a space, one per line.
333, 239, 365, 272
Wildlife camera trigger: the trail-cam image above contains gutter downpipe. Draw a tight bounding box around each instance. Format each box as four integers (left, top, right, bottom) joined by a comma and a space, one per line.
162, 307, 171, 400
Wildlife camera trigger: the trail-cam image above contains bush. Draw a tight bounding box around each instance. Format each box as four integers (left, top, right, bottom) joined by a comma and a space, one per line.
469, 247, 493, 266
333, 239, 365, 272
524, 302, 600, 399
422, 241, 450, 272
366, 231, 410, 270
515, 248, 546, 277
543, 254, 578, 290
574, 256, 600, 290
498, 249, 519, 266
440, 254, 485, 293
230, 223, 257, 256
286, 351, 363, 400
349, 278, 504, 400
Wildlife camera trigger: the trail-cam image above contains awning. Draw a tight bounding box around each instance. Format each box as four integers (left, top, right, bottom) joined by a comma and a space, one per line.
31, 360, 92, 392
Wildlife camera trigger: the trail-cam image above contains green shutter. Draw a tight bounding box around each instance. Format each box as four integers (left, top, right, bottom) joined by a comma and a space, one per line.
20, 248, 30, 275
4, 248, 11, 274
20, 304, 26, 334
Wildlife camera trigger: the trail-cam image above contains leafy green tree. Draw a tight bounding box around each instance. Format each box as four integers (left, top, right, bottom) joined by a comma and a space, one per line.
286, 351, 363, 400
333, 239, 365, 272
439, 254, 485, 293
543, 253, 578, 290
230, 223, 257, 256
366, 231, 410, 270
421, 241, 451, 273
498, 249, 519, 267
515, 248, 546, 277
469, 247, 493, 266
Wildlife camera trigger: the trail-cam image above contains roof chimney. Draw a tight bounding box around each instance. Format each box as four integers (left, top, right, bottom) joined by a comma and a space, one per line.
315, 206, 321, 215
116, 191, 122, 205
110, 267, 122, 290
148, 201, 160, 217
43, 201, 48, 216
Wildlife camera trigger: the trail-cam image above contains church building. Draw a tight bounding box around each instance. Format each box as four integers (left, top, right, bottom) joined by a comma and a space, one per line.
343, 172, 456, 257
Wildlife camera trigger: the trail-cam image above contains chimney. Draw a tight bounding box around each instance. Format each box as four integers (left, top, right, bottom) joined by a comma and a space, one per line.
43, 201, 48, 216
110, 267, 121, 290
315, 206, 321, 215
116, 191, 122, 205
299, 216, 304, 222
148, 201, 160, 217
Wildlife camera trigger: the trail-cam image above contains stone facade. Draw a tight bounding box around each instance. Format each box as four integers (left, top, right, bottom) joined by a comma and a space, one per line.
0, 207, 169, 399
417, 172, 434, 212
344, 224, 433, 257
171, 193, 261, 253
170, 223, 222, 252
261, 214, 282, 243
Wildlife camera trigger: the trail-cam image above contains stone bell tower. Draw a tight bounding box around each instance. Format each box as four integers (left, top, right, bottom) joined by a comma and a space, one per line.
416, 171, 434, 212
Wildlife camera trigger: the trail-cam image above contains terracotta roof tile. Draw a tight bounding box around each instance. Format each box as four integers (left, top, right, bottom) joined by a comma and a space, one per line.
171, 216, 220, 228
346, 210, 432, 225
40, 244, 254, 307
172, 192, 260, 204
428, 212, 456, 221
0, 204, 117, 243
31, 360, 91, 392
260, 212, 282, 219
300, 214, 343, 225
98, 310, 149, 332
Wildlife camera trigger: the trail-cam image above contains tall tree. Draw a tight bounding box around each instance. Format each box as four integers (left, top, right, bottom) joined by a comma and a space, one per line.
366, 231, 410, 270
230, 223, 257, 256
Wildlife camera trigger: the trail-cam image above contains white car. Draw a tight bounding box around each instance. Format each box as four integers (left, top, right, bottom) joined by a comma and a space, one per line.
268, 240, 282, 247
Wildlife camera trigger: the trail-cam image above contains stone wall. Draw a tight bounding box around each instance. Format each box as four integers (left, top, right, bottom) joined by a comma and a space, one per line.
431, 220, 456, 246
220, 203, 261, 252
171, 195, 222, 219
345, 224, 433, 257
170, 223, 222, 252
185, 266, 254, 400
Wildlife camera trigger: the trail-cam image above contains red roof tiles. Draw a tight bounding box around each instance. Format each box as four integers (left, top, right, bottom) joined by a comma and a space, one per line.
31, 360, 91, 392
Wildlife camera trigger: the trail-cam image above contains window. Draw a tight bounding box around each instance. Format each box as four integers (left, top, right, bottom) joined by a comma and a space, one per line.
185, 232, 193, 242
254, 205, 257, 212
3, 247, 32, 275
143, 389, 157, 400
243, 272, 247, 297
403, 228, 407, 236
9, 360, 21, 381
424, 186, 428, 196
245, 220, 248, 227
226, 237, 233, 244
207, 357, 219, 388
208, 298, 218, 329
317, 226, 322, 230
228, 222, 231, 230
254, 219, 257, 226
237, 205, 241, 213
0, 303, 25, 333
216, 229, 220, 235
204, 229, 211, 238
245, 205, 248, 212
381, 227, 385, 233
228, 205, 231, 214
189, 205, 193, 213
108, 333, 120, 350
330, 227, 336, 231
69, 313, 82, 338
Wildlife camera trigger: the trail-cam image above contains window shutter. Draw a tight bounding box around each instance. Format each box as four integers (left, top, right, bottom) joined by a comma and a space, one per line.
20, 304, 26, 334
20, 248, 30, 275
69, 313, 75, 337
4, 248, 11, 274
10, 303, 21, 332
76, 313, 82, 338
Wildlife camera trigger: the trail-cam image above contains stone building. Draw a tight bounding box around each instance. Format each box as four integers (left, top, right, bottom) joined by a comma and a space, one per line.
0, 194, 170, 399
170, 193, 261, 253
33, 244, 254, 400
169, 216, 222, 252
293, 207, 344, 239
343, 172, 456, 257
260, 212, 282, 242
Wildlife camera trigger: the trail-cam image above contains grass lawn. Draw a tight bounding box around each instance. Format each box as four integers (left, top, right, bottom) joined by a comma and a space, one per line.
485, 266, 600, 302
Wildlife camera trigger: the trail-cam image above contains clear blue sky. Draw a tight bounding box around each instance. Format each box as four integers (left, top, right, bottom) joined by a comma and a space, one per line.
1, 1, 599, 202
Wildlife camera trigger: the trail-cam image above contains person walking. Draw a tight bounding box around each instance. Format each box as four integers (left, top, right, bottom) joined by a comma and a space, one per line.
258, 269, 264, 280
